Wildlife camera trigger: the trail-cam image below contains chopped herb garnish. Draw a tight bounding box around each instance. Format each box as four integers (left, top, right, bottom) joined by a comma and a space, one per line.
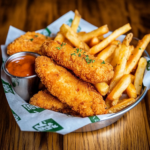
80, 49, 82, 52
30, 38, 33, 41
56, 47, 60, 50
101, 60, 105, 64
46, 36, 48, 39
139, 85, 141, 86
92, 60, 95, 63
35, 35, 38, 37
118, 42, 120, 44
76, 48, 79, 53
61, 42, 66, 46
71, 53, 76, 56
78, 53, 81, 57
139, 48, 142, 50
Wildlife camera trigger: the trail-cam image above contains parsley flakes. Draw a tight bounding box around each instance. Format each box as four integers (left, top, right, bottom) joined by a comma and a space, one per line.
56, 47, 61, 50
61, 42, 66, 46
101, 60, 105, 64
71, 53, 76, 56
78, 53, 81, 57
35, 35, 38, 37
139, 48, 142, 50
30, 38, 33, 41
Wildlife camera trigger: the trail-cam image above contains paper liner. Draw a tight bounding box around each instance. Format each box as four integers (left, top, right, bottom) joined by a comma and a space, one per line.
1, 11, 150, 135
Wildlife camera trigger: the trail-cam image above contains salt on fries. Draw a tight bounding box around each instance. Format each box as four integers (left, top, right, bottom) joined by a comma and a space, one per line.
53, 10, 149, 114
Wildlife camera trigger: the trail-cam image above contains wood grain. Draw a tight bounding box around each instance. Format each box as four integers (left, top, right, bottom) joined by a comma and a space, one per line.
0, 0, 150, 150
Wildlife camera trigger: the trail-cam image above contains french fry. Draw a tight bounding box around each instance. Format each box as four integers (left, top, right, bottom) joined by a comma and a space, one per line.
89, 37, 100, 47
98, 35, 105, 41
125, 34, 150, 74
110, 44, 121, 67
134, 57, 147, 95
127, 45, 134, 60
105, 99, 112, 109
108, 98, 136, 113
77, 31, 86, 36
97, 44, 117, 61
89, 23, 131, 55
130, 74, 135, 83
54, 32, 65, 43
109, 33, 132, 91
60, 24, 89, 51
107, 74, 131, 101
63, 38, 74, 47
122, 33, 133, 46
126, 83, 137, 98
105, 54, 114, 63
111, 99, 119, 106
71, 10, 81, 32
95, 82, 109, 96
80, 25, 109, 42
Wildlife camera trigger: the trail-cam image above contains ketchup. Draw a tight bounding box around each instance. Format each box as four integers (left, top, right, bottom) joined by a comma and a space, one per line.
6, 55, 36, 77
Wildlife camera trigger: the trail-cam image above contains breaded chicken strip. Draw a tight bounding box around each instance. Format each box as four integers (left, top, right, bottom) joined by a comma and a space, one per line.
7, 32, 52, 55
30, 90, 79, 116
41, 40, 114, 84
35, 56, 107, 117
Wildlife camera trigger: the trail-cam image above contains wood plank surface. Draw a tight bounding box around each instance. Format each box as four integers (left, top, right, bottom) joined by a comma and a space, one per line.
0, 0, 150, 150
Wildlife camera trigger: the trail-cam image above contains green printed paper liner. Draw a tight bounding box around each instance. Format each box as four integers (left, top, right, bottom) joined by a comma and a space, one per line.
1, 11, 150, 135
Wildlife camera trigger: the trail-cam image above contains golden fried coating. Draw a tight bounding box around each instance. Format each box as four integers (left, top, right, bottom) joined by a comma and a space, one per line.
35, 56, 107, 117
29, 90, 78, 115
7, 32, 52, 55
41, 40, 114, 84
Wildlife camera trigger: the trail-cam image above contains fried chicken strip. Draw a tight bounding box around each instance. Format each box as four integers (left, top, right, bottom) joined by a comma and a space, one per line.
7, 32, 52, 55
29, 90, 79, 116
41, 40, 114, 84
35, 56, 107, 117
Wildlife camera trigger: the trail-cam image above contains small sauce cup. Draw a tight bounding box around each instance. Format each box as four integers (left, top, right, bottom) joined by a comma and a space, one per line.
4, 52, 40, 102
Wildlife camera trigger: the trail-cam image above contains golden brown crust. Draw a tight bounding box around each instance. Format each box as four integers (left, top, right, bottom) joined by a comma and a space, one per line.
7, 32, 52, 55
41, 40, 114, 84
29, 90, 79, 116
35, 56, 107, 117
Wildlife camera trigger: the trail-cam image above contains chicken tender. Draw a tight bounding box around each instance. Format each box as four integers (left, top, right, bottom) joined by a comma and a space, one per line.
41, 40, 114, 84
30, 90, 79, 116
7, 32, 52, 55
35, 56, 107, 117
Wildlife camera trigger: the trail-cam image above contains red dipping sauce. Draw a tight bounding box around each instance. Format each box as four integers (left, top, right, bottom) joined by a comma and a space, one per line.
6, 55, 36, 77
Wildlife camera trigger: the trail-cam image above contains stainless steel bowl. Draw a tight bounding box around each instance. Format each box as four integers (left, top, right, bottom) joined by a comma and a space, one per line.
3, 52, 40, 102
74, 37, 150, 132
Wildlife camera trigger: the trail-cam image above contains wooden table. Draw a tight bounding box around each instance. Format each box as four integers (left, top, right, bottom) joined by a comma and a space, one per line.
0, 0, 150, 149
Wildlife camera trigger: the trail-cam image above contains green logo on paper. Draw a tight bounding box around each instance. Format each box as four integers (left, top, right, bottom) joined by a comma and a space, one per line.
42, 27, 51, 36
32, 118, 63, 132
89, 116, 100, 123
12, 78, 19, 87
11, 109, 21, 121
22, 104, 45, 113
66, 18, 81, 33
147, 60, 150, 71
1, 79, 14, 94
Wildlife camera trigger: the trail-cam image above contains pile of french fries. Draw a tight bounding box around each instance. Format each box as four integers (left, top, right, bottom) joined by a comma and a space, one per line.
54, 10, 150, 114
